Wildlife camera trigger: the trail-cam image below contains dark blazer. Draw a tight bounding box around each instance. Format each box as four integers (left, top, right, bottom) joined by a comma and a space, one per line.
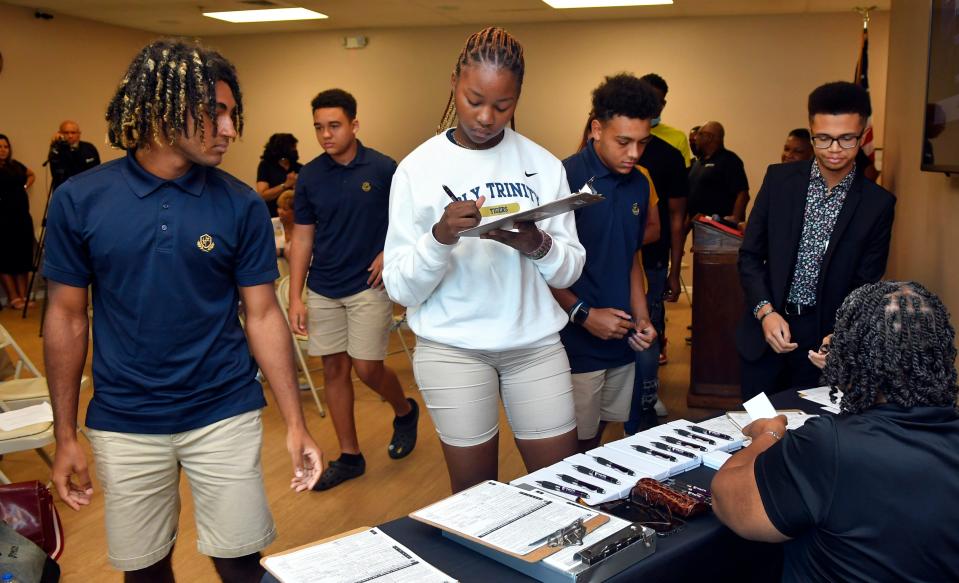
736, 160, 896, 361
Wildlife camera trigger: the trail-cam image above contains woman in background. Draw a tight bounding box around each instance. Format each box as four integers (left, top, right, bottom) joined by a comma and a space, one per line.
256, 133, 301, 217
0, 134, 36, 309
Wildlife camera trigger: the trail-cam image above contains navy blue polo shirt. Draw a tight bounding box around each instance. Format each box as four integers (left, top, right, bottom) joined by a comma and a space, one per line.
560, 141, 650, 373
294, 141, 396, 298
43, 151, 277, 434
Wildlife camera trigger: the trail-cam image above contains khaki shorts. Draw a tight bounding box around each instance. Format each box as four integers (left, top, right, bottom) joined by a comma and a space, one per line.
572, 364, 636, 440
306, 287, 392, 360
86, 410, 275, 571
413, 338, 576, 447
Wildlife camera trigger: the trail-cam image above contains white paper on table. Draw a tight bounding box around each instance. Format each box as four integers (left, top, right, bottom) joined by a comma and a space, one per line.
726, 410, 817, 431
797, 386, 844, 409
742, 392, 778, 421
411, 481, 597, 556
585, 446, 668, 481
822, 404, 841, 414
702, 450, 733, 470
690, 417, 745, 451
0, 402, 53, 431
262, 527, 456, 583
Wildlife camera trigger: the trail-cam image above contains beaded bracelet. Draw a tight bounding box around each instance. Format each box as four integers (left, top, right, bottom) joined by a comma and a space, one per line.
525, 230, 553, 260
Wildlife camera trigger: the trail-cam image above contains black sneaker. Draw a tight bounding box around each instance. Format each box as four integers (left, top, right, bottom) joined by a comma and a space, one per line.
388, 398, 419, 460
313, 457, 366, 491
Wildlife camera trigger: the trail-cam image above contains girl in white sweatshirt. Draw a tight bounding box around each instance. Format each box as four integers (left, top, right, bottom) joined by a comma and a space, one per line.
383, 27, 586, 493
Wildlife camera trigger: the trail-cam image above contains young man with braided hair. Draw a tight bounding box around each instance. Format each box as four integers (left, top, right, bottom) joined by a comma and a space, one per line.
384, 26, 585, 493
43, 39, 322, 582
712, 281, 959, 582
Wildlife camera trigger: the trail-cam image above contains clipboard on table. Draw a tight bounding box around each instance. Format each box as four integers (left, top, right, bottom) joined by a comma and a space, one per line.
409, 480, 609, 563
261, 526, 458, 583
457, 180, 605, 237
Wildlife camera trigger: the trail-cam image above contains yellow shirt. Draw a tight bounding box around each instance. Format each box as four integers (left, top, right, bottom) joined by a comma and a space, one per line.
651, 123, 692, 168
636, 165, 660, 210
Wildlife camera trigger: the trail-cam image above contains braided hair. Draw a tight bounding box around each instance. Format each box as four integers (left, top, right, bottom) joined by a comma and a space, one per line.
823, 281, 958, 414
106, 39, 243, 150
437, 26, 525, 133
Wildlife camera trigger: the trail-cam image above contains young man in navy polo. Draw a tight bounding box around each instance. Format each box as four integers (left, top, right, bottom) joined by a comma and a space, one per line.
552, 74, 660, 451
288, 89, 418, 491
42, 40, 322, 582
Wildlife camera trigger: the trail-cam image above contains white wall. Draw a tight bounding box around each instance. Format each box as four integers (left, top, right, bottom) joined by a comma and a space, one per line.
0, 4, 888, 229
882, 0, 959, 315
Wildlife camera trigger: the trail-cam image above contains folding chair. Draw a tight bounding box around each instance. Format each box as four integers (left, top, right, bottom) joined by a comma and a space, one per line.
0, 405, 55, 485
275, 276, 326, 417
388, 312, 414, 366
0, 324, 51, 409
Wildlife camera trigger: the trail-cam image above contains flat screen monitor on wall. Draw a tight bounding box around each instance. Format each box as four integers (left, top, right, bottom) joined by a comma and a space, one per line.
923, 0, 959, 173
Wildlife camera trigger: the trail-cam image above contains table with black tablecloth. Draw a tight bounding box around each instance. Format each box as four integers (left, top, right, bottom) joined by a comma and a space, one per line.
263, 390, 827, 582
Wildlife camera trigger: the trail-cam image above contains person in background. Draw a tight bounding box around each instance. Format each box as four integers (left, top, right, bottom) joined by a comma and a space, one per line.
42, 39, 322, 583
288, 88, 417, 492
640, 73, 692, 168
689, 125, 702, 162
686, 121, 749, 227
0, 134, 36, 310
713, 280, 959, 583
48, 120, 100, 190
256, 133, 301, 217
384, 27, 585, 493
737, 81, 895, 398
781, 128, 814, 163
555, 73, 659, 450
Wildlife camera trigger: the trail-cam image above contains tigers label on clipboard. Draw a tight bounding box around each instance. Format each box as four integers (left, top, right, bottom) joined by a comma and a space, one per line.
458, 179, 604, 237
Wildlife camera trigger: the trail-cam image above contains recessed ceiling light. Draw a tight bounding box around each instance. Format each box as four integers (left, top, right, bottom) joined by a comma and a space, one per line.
202, 8, 328, 23
542, 0, 672, 8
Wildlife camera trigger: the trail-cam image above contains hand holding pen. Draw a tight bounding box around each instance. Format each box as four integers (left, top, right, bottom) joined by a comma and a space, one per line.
434, 185, 485, 245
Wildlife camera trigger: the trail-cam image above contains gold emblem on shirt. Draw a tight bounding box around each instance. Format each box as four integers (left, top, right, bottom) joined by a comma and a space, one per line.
197, 234, 215, 253
361, 181, 372, 192
632, 202, 641, 216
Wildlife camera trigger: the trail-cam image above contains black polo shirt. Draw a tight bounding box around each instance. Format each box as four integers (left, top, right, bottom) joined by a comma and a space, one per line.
294, 141, 396, 298
639, 135, 689, 269
49, 140, 100, 189
256, 158, 303, 217
755, 404, 959, 582
43, 151, 277, 433
687, 147, 748, 218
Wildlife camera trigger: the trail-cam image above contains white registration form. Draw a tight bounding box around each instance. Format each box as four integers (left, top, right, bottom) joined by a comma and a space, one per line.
262, 527, 456, 583
411, 481, 597, 556
798, 386, 843, 413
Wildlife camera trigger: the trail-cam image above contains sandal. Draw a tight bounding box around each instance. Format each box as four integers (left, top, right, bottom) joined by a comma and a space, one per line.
388, 398, 419, 460
9, 298, 25, 309
313, 457, 366, 491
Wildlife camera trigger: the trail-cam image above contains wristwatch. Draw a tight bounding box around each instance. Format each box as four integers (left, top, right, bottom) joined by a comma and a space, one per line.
571, 303, 591, 326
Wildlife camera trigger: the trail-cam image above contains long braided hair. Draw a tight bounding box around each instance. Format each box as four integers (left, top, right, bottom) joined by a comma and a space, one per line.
106, 39, 243, 150
823, 281, 958, 414
437, 26, 525, 134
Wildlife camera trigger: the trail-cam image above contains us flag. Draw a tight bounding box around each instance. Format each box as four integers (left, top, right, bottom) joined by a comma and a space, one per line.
854, 22, 875, 163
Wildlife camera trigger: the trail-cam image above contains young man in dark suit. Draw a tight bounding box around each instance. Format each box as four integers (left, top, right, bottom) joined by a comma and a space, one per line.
736, 82, 896, 399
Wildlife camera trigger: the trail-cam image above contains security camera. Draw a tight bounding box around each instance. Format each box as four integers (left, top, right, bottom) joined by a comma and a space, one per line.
34, 10, 54, 20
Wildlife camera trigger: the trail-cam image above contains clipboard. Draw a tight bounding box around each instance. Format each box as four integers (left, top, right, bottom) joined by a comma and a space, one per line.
260, 526, 458, 583
409, 481, 609, 563
260, 527, 372, 581
457, 190, 605, 237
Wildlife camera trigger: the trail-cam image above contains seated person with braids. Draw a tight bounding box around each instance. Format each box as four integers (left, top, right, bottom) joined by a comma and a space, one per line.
712, 281, 959, 583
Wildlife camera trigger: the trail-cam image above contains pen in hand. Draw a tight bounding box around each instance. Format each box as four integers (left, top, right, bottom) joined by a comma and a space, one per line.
442, 184, 459, 204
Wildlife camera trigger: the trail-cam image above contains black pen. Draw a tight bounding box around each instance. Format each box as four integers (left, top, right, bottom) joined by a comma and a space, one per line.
591, 456, 635, 476
557, 473, 605, 494
536, 480, 589, 499
441, 184, 460, 203
631, 444, 676, 462
662, 435, 707, 452
688, 425, 732, 441
675, 428, 715, 445
651, 441, 696, 459
570, 464, 621, 485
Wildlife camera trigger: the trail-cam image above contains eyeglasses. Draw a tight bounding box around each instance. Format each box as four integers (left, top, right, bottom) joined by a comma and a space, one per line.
811, 132, 863, 150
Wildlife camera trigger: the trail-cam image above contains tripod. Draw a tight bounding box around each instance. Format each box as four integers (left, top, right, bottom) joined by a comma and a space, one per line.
21, 162, 56, 336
